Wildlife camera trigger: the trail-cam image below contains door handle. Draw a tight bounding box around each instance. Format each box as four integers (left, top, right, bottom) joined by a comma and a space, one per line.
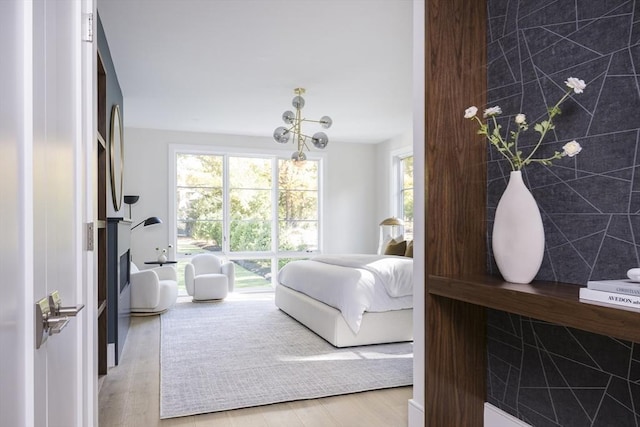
35, 291, 84, 349
49, 290, 85, 317
47, 316, 70, 334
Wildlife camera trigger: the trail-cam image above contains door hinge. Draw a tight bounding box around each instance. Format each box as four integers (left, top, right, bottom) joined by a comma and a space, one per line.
86, 222, 94, 251
82, 13, 94, 42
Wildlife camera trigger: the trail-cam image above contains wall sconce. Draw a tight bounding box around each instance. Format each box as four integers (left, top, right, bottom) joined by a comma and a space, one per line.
131, 216, 162, 230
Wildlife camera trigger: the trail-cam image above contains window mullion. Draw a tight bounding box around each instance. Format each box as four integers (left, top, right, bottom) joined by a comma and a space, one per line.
223, 154, 230, 254
272, 157, 279, 254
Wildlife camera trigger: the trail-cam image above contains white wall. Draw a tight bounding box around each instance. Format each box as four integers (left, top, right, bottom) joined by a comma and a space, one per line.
409, 1, 425, 425
374, 131, 413, 222
123, 127, 379, 263
322, 141, 379, 253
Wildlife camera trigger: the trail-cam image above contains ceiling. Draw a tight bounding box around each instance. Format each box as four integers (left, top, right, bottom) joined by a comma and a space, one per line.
97, 0, 414, 144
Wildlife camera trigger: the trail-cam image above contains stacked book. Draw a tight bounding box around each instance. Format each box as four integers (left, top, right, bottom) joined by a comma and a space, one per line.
580, 279, 640, 310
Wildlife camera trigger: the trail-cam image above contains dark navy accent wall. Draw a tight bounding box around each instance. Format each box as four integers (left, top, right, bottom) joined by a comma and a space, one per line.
97, 12, 126, 351
486, 1, 640, 425
97, 13, 123, 151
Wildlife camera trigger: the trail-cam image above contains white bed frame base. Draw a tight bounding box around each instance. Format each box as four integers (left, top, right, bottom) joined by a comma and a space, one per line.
275, 284, 413, 347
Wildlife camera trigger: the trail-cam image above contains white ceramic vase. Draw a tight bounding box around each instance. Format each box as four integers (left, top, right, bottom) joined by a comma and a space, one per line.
157, 253, 168, 263
492, 171, 545, 284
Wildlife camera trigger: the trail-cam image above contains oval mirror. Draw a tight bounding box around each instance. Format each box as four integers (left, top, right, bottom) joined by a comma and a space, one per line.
109, 104, 124, 211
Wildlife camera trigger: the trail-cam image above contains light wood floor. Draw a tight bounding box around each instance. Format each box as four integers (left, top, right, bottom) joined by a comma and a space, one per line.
98, 301, 412, 427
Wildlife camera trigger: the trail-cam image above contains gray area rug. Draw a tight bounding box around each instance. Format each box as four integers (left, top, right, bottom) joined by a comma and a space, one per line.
160, 293, 413, 418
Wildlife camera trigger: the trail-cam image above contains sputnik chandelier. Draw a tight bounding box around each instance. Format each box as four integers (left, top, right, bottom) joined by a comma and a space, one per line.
273, 87, 333, 162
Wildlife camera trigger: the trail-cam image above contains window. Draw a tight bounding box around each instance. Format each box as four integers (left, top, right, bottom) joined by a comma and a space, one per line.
176, 154, 224, 253
173, 151, 320, 291
399, 155, 414, 240
228, 157, 272, 252
278, 159, 319, 252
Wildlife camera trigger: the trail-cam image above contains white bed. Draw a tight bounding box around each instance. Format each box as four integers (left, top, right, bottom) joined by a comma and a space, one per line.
275, 254, 413, 347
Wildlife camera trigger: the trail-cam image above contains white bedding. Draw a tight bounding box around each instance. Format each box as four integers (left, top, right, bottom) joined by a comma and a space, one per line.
277, 254, 413, 333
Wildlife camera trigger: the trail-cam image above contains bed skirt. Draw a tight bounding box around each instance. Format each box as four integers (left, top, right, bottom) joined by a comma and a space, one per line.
275, 284, 413, 347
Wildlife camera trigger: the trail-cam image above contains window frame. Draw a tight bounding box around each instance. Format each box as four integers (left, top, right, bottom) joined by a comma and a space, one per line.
390, 148, 413, 239
168, 144, 325, 282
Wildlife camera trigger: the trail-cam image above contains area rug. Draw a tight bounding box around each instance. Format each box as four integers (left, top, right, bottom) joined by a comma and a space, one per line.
160, 293, 412, 418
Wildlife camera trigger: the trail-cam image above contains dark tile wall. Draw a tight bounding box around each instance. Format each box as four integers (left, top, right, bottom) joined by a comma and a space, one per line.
486, 1, 640, 425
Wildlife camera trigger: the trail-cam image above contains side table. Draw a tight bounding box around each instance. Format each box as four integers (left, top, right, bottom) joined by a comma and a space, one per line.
144, 260, 178, 267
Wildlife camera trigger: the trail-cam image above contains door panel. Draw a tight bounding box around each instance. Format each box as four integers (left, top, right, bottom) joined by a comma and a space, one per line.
33, 0, 92, 425
1, 1, 34, 426
5, 0, 96, 423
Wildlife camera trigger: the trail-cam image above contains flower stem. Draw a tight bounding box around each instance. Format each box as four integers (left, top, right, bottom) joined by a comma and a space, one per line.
520, 88, 573, 167
491, 116, 517, 170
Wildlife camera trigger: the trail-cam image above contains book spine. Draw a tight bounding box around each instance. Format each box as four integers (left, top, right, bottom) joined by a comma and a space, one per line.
579, 288, 640, 309
587, 282, 640, 296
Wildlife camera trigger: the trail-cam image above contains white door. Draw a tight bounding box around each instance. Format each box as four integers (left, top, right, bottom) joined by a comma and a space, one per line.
1, 0, 96, 426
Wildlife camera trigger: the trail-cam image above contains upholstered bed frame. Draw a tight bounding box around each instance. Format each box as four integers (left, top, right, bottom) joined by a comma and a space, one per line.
275, 284, 413, 348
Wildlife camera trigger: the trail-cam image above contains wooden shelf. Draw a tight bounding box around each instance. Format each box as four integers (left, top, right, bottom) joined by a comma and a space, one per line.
428, 274, 640, 343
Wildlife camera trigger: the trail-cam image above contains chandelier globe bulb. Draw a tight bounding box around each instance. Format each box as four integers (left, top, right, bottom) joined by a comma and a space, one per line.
311, 132, 329, 149
319, 116, 332, 129
291, 151, 307, 162
292, 95, 305, 110
282, 111, 295, 125
273, 127, 291, 144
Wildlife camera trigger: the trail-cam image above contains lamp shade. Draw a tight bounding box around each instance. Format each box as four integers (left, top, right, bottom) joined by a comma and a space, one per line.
123, 195, 140, 205
131, 216, 162, 230
379, 217, 404, 226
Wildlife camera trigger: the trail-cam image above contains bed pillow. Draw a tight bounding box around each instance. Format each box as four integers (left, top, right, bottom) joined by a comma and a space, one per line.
384, 239, 407, 256
405, 240, 413, 258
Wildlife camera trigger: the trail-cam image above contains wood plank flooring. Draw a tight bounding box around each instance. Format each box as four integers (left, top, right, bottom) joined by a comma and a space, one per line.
98, 301, 412, 427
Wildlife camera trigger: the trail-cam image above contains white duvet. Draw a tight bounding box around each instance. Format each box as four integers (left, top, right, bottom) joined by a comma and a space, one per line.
277, 254, 413, 333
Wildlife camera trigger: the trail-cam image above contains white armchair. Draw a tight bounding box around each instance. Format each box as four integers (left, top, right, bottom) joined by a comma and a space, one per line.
185, 254, 235, 301
130, 263, 178, 314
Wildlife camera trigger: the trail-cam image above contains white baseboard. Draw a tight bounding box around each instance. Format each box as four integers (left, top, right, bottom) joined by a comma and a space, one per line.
484, 403, 531, 426
408, 399, 424, 427
107, 344, 115, 368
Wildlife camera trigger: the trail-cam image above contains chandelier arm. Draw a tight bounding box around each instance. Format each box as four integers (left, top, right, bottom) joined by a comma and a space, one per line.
295, 132, 315, 140
299, 118, 323, 124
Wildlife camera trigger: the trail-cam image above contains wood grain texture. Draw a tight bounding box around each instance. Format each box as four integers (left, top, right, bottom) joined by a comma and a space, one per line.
429, 275, 640, 344
426, 296, 486, 427
423, 0, 488, 425
425, 0, 487, 278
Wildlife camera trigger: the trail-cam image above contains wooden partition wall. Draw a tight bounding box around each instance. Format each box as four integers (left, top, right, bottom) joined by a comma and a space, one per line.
424, 0, 488, 425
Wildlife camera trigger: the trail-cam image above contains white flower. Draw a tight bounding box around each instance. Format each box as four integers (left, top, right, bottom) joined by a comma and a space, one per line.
464, 106, 478, 119
465, 76, 585, 170
565, 77, 586, 94
562, 140, 582, 157
483, 106, 502, 117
